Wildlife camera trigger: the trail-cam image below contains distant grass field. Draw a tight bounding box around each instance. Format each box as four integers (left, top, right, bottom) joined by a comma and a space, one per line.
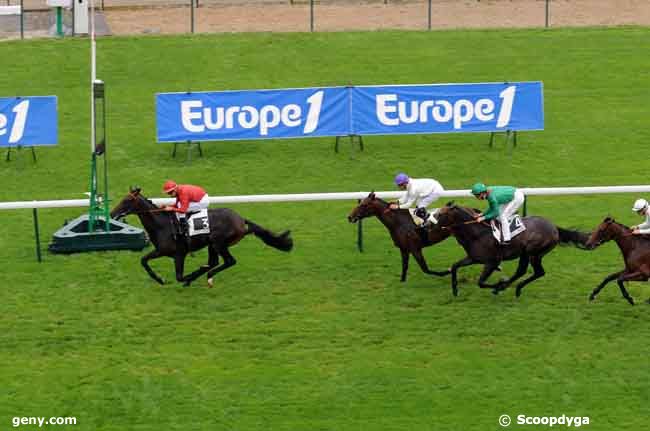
1, 28, 650, 431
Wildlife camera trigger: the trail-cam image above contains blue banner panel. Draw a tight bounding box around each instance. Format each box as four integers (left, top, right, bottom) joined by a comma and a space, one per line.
157, 87, 350, 142
0, 96, 58, 147
351, 82, 543, 135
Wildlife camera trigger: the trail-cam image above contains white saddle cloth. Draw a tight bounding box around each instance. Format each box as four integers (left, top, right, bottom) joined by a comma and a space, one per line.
188, 209, 210, 236
408, 208, 439, 226
490, 214, 526, 242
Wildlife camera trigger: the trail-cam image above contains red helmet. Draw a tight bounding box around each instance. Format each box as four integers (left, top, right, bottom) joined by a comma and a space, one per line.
163, 180, 177, 193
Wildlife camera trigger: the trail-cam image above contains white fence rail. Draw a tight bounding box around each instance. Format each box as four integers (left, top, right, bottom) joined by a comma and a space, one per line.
4, 185, 650, 263
3, 186, 650, 210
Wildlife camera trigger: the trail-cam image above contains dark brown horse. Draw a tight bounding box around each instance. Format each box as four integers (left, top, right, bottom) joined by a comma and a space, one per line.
110, 187, 293, 287
435, 203, 589, 297
585, 217, 650, 305
348, 192, 450, 282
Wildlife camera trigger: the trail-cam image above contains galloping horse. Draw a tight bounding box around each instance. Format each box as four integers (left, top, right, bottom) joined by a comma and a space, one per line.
110, 187, 293, 287
348, 192, 450, 282
586, 217, 650, 305
435, 203, 589, 297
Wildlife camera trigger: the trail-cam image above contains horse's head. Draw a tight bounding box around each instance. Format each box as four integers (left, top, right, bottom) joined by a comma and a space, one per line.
110, 186, 144, 220
435, 202, 477, 228
586, 217, 625, 249
348, 192, 386, 223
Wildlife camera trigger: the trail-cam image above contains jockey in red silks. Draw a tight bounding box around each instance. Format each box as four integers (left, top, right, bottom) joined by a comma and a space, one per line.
162, 180, 210, 238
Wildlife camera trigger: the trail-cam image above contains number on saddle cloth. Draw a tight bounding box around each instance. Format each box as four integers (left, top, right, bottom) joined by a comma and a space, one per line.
188, 209, 210, 236
490, 215, 526, 242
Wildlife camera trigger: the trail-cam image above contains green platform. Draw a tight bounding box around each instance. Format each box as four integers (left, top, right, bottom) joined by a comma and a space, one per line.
49, 214, 148, 254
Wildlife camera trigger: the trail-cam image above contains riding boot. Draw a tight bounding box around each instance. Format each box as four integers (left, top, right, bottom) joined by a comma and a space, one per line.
415, 207, 429, 223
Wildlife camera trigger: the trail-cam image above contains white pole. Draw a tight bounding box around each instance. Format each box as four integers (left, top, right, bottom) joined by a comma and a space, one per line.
90, 0, 96, 154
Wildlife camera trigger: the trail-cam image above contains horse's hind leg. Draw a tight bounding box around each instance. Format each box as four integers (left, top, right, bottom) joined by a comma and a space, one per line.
206, 246, 220, 288
206, 248, 237, 285
181, 249, 219, 287
590, 270, 623, 301
494, 254, 530, 294
477, 262, 501, 291
412, 249, 451, 277
514, 255, 546, 297
141, 249, 165, 285
400, 249, 409, 282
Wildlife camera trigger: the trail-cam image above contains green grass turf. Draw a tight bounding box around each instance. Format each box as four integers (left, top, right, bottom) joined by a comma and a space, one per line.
1, 27, 650, 430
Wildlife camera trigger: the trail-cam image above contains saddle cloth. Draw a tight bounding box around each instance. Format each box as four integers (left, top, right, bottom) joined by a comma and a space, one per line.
490, 214, 526, 242
408, 208, 439, 226
188, 209, 210, 236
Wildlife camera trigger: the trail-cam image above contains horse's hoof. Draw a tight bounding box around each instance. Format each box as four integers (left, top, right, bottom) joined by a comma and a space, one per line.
589, 295, 595, 301
627, 297, 635, 305
645, 298, 650, 305
207, 278, 214, 288
452, 288, 458, 297
492, 288, 500, 295
515, 289, 522, 298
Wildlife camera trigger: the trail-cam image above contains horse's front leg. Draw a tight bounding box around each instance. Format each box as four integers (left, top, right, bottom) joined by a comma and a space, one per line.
411, 248, 451, 277
173, 253, 189, 285
450, 256, 475, 297
589, 270, 623, 301
616, 271, 647, 305
141, 249, 166, 285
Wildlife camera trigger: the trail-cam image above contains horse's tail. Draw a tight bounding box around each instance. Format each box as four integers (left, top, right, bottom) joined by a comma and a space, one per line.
557, 226, 590, 250
245, 220, 293, 252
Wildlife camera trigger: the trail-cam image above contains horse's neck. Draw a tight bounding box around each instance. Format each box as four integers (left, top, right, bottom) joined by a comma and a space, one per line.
612, 224, 637, 255
377, 208, 410, 230
135, 198, 172, 238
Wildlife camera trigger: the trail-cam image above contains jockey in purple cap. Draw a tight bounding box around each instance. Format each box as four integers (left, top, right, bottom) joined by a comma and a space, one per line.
389, 173, 444, 226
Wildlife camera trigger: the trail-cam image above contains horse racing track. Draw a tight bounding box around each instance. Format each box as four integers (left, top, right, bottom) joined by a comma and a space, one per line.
1, 27, 649, 430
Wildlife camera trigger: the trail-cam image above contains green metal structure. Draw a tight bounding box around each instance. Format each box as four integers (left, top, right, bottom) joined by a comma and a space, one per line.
49, 80, 147, 254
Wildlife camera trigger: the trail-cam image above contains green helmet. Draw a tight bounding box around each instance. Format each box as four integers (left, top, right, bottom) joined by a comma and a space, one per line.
471, 182, 487, 195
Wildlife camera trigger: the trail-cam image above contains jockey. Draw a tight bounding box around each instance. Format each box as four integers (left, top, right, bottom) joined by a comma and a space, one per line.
162, 180, 210, 239
631, 198, 650, 234
388, 173, 444, 226
471, 182, 525, 245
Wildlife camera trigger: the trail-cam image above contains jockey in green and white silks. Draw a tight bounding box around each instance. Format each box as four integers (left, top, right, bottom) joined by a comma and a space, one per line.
389, 173, 444, 225
471, 183, 525, 244
631, 198, 650, 234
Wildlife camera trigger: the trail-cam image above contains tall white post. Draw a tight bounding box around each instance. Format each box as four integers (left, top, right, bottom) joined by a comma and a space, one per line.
90, 0, 96, 154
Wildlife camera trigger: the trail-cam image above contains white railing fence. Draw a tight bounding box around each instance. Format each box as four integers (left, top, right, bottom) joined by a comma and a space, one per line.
3, 185, 650, 262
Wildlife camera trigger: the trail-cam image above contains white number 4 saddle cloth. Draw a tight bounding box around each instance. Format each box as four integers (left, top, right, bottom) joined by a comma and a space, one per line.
490, 215, 526, 242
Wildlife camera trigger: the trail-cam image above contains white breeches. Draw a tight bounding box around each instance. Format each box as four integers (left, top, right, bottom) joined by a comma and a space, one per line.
498, 190, 525, 241
416, 190, 442, 209
176, 194, 210, 219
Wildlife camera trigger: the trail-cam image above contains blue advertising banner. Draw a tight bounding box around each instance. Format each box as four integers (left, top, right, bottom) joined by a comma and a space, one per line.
351, 82, 543, 135
156, 87, 350, 142
0, 96, 58, 147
